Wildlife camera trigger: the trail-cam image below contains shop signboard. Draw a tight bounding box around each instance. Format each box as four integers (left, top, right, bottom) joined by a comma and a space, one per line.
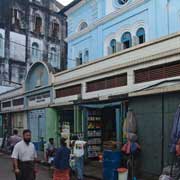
99, 96, 109, 101
28, 92, 50, 107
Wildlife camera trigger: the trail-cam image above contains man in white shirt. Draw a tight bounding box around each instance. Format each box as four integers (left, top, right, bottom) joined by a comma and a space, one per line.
72, 136, 86, 180
11, 129, 37, 180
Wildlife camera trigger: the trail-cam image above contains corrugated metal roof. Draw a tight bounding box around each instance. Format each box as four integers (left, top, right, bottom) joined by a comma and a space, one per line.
129, 79, 180, 97
59, 0, 81, 14
0, 86, 16, 95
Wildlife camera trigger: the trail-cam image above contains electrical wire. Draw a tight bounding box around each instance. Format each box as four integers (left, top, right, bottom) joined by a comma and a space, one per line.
0, 36, 79, 62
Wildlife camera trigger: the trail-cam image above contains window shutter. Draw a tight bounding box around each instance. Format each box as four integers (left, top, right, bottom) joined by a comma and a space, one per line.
107, 46, 112, 55
12, 17, 15, 24
17, 11, 20, 20
116, 42, 122, 52
12, 9, 15, 24
120, 43, 124, 50
20, 21, 25, 29
133, 36, 139, 46
76, 57, 80, 66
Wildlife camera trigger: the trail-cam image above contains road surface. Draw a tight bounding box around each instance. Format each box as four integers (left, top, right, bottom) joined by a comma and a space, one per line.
0, 153, 95, 180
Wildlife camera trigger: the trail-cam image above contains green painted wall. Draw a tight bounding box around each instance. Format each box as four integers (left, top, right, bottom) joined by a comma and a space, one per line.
46, 108, 60, 146
74, 105, 83, 133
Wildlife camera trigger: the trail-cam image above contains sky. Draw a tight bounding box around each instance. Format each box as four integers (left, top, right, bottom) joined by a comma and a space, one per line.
57, 0, 73, 5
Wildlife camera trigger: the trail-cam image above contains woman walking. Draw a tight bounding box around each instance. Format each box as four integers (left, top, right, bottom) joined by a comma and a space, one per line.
53, 138, 71, 180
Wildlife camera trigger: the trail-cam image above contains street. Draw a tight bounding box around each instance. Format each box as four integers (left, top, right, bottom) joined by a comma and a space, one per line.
0, 153, 94, 180
0, 153, 53, 180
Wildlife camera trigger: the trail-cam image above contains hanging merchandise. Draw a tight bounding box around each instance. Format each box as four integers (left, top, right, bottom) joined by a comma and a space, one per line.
121, 109, 140, 180
124, 110, 137, 134
123, 110, 137, 143
121, 141, 140, 155
122, 109, 140, 155
61, 122, 70, 147
123, 117, 128, 143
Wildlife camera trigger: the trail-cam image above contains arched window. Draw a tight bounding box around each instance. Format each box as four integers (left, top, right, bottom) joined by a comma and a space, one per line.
84, 49, 89, 62
12, 9, 21, 29
32, 42, 39, 61
79, 52, 83, 64
121, 32, 132, 49
34, 15, 42, 33
52, 20, 59, 37
77, 52, 83, 65
136, 28, 145, 44
110, 39, 117, 54
50, 47, 58, 67
117, 0, 129, 5
79, 22, 88, 31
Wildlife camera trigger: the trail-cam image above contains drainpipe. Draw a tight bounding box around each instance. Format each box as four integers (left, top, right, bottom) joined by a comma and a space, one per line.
161, 93, 165, 171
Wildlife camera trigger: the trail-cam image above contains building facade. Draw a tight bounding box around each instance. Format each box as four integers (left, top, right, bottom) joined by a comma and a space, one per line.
0, 61, 60, 150
0, 0, 67, 86
65, 0, 180, 69
1, 33, 180, 176
2, 0, 180, 178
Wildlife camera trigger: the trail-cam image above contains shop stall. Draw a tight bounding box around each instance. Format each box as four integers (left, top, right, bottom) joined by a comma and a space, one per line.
79, 101, 128, 179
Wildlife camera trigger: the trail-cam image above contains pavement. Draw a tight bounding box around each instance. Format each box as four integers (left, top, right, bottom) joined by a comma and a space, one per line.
0, 153, 97, 180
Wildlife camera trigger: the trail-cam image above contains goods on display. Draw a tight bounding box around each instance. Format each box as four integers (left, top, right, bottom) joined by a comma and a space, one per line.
87, 110, 102, 158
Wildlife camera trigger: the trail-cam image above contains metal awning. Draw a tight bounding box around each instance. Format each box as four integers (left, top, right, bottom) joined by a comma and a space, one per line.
80, 101, 121, 109
129, 79, 180, 97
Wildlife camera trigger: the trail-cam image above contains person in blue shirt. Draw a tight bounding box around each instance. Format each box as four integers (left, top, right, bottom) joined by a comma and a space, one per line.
53, 138, 71, 180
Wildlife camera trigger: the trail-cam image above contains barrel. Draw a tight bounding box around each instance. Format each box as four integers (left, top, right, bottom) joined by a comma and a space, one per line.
103, 150, 121, 180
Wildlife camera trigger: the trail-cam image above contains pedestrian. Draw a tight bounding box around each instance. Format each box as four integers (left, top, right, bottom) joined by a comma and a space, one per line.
9, 129, 22, 153
71, 136, 86, 180
46, 138, 56, 164
11, 129, 37, 180
53, 138, 71, 180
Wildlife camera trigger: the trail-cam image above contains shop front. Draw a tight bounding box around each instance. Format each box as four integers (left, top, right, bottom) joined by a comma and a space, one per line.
11, 112, 27, 136
25, 61, 58, 150
81, 101, 128, 158
27, 108, 58, 150
2, 113, 12, 136
78, 100, 128, 179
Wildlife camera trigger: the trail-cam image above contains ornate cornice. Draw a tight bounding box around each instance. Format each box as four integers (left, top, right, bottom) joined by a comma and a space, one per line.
65, 0, 86, 16
65, 0, 145, 42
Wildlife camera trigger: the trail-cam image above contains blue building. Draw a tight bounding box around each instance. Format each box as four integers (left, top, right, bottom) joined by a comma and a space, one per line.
64, 0, 180, 68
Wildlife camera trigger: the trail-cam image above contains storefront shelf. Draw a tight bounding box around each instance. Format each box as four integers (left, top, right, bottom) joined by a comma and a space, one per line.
88, 136, 101, 138
88, 149, 101, 152
88, 143, 102, 145
88, 128, 101, 130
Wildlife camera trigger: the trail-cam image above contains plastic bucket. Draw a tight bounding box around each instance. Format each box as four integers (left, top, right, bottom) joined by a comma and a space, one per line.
117, 168, 128, 180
